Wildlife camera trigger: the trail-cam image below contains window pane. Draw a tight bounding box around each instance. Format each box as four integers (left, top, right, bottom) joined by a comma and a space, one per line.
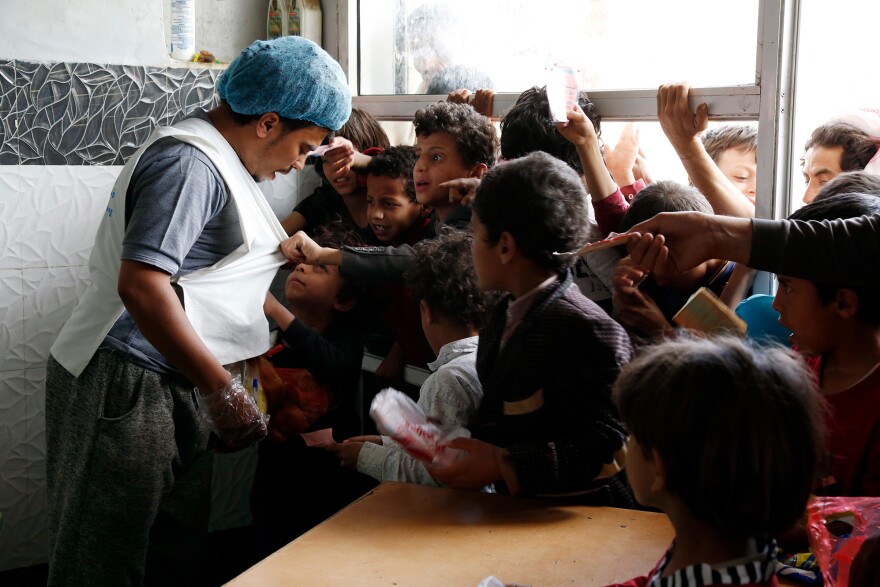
789, 0, 880, 215
359, 0, 759, 95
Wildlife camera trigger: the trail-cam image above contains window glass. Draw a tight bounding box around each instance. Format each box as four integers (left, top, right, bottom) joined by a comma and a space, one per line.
359, 0, 759, 95
789, 0, 880, 214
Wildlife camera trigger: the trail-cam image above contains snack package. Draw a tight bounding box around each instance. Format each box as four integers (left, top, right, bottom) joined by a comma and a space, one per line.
673, 287, 748, 336
370, 388, 461, 467
807, 496, 880, 587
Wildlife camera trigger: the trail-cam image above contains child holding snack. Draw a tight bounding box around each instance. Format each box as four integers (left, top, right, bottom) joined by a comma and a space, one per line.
329, 230, 495, 485
607, 336, 823, 587
251, 225, 377, 556
426, 152, 635, 504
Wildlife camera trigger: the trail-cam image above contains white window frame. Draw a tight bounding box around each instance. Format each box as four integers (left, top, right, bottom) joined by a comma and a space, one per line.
325, 0, 800, 293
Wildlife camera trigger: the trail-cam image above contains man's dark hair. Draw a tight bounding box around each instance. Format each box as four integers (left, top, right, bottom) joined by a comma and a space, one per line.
803, 123, 879, 172
405, 229, 495, 329
472, 151, 590, 273
499, 86, 601, 175
413, 101, 497, 168
814, 170, 880, 202
366, 145, 419, 202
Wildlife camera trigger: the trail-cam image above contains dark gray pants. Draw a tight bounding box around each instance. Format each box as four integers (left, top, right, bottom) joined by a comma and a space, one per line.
46, 350, 213, 586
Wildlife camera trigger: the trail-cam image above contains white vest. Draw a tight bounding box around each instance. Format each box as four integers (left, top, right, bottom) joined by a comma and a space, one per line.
51, 118, 288, 377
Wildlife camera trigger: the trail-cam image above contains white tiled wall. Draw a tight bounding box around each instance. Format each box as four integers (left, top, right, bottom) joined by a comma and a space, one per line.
0, 164, 121, 571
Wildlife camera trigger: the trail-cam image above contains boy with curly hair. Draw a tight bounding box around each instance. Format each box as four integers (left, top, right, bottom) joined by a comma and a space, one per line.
330, 230, 495, 485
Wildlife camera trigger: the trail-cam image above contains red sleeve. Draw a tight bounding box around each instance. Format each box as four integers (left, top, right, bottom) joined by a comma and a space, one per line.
594, 189, 631, 237
605, 575, 650, 587
620, 178, 647, 200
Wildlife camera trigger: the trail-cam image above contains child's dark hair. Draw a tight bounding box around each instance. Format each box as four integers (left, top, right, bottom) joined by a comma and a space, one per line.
366, 145, 419, 202
405, 229, 495, 329
472, 151, 590, 273
802, 123, 879, 172
701, 125, 758, 163
617, 180, 713, 233
788, 193, 880, 324
413, 101, 497, 168
311, 222, 365, 306
499, 86, 601, 175
613, 335, 824, 540
814, 170, 880, 202
315, 108, 390, 179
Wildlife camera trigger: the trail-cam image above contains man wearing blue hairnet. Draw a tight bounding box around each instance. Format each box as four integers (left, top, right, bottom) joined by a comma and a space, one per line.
45, 37, 351, 586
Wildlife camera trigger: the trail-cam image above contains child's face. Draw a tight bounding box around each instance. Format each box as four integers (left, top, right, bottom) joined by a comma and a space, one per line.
716, 148, 757, 204
802, 145, 844, 204
414, 132, 477, 209
285, 261, 345, 308
324, 161, 362, 197
470, 211, 506, 292
366, 174, 424, 244
772, 275, 839, 355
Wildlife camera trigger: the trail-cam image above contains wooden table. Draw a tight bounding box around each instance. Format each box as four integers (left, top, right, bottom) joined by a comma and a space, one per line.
228, 482, 675, 586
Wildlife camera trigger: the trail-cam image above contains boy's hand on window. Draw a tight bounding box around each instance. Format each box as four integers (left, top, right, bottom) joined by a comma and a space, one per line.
440, 177, 481, 206
470, 89, 495, 118
657, 83, 709, 158
555, 104, 598, 148
425, 437, 504, 490
603, 122, 640, 187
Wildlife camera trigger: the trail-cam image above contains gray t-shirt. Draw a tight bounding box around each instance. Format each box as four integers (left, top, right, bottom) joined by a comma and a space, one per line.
102, 112, 244, 375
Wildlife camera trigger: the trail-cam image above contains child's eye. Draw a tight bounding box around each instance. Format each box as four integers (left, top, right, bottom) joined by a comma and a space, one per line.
735, 176, 749, 181
432, 153, 443, 162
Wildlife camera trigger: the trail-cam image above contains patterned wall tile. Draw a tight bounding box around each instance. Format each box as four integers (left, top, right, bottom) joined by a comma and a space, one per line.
0, 271, 25, 372
0, 463, 47, 572
19, 166, 122, 268
22, 266, 90, 368
10, 60, 220, 166
0, 60, 18, 165
0, 370, 28, 476
0, 166, 22, 270
24, 368, 47, 465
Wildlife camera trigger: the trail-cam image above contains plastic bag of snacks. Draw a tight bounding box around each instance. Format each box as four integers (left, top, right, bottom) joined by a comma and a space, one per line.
806, 496, 880, 587
369, 388, 462, 467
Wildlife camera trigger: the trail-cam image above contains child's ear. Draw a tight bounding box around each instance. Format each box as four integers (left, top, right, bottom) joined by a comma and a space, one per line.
419, 299, 434, 325
470, 162, 489, 179
333, 296, 357, 313
649, 448, 667, 493
834, 289, 859, 319
498, 231, 516, 264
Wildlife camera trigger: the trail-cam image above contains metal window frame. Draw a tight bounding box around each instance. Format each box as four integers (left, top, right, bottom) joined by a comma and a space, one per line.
329, 0, 799, 289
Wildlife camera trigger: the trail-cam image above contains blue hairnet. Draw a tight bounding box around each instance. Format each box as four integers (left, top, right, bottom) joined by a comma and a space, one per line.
217, 36, 351, 131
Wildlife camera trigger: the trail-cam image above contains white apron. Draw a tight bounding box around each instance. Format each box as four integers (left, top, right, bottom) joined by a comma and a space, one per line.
51, 118, 288, 377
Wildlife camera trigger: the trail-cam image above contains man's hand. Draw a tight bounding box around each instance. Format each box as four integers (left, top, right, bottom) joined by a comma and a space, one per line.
657, 83, 708, 159
439, 177, 481, 206
279, 231, 343, 266
197, 376, 268, 449
425, 437, 504, 490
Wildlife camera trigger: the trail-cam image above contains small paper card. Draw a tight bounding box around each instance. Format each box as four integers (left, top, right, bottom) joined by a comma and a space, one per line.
673, 287, 748, 336
300, 428, 335, 447
546, 64, 579, 123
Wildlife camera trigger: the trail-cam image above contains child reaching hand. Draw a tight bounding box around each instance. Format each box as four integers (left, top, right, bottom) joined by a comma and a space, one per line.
609, 336, 823, 587
329, 230, 496, 485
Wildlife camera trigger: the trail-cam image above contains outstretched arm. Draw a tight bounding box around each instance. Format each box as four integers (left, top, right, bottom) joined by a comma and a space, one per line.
556, 104, 618, 203
657, 83, 754, 218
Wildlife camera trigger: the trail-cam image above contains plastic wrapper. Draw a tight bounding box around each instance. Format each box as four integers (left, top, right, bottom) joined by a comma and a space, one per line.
196, 375, 268, 447
370, 388, 462, 467
807, 496, 880, 587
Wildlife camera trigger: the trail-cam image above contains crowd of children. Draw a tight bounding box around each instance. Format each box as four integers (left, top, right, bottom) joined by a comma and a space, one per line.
256, 82, 880, 586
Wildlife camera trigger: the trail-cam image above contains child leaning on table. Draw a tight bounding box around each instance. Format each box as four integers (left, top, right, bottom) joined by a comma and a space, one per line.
427, 151, 636, 505
607, 336, 823, 587
329, 229, 496, 484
